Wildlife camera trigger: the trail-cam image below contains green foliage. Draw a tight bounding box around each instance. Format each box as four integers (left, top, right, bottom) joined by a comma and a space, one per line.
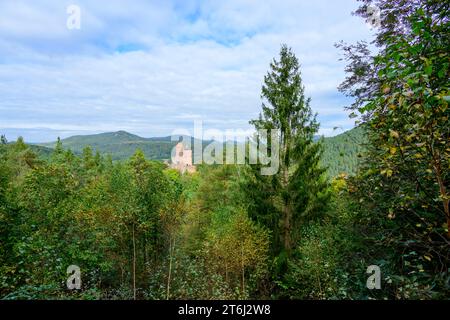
181, 165, 271, 298
0, 139, 272, 300
0, 139, 183, 299
32, 129, 365, 178
321, 126, 367, 177
37, 132, 206, 161
1, 2, 448, 300
337, 0, 450, 299
203, 209, 270, 298
146, 250, 235, 300
247, 45, 330, 283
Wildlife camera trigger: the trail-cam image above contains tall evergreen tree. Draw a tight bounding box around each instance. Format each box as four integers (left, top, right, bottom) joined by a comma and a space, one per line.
248, 45, 329, 271
50, 137, 65, 163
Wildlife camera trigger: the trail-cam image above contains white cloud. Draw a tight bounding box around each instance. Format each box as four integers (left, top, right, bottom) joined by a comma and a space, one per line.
0, 0, 373, 142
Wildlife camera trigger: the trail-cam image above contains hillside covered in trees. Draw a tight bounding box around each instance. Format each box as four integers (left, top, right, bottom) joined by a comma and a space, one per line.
0, 0, 448, 301
322, 126, 367, 177
38, 131, 177, 161
34, 127, 367, 178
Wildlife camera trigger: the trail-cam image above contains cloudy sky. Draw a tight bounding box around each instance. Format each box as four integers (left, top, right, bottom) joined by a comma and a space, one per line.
0, 0, 374, 143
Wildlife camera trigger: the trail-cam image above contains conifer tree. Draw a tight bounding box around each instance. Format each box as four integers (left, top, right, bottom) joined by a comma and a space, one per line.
248, 45, 329, 270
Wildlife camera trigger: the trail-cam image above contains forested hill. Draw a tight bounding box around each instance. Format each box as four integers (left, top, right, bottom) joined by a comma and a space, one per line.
321, 126, 367, 177
34, 127, 367, 178
38, 131, 178, 161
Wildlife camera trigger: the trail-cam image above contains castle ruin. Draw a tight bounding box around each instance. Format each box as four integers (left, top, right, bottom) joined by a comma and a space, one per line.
170, 142, 196, 174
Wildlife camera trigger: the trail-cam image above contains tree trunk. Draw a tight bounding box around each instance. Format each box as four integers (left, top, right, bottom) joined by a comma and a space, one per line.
166, 237, 174, 300
437, 178, 450, 238
432, 152, 450, 238
281, 164, 292, 256
447, 214, 450, 239
132, 223, 137, 300
143, 236, 147, 268
225, 262, 228, 283
283, 203, 292, 255
241, 246, 245, 294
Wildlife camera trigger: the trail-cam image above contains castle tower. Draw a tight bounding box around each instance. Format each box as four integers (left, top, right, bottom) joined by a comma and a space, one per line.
171, 142, 195, 173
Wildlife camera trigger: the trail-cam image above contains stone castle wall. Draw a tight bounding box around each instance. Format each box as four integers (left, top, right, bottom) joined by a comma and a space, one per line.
170, 142, 196, 173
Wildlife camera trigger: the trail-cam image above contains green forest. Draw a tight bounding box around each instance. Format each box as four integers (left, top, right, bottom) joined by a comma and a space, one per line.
32, 127, 366, 178
0, 0, 449, 300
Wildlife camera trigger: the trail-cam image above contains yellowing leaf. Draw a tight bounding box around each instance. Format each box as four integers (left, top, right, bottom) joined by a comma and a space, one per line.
389, 130, 400, 139
390, 147, 397, 155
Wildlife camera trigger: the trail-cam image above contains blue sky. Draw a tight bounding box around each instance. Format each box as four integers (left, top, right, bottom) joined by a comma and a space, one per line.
0, 0, 374, 143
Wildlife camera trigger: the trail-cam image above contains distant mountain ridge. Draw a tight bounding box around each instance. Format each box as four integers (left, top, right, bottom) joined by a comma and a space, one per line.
38, 131, 203, 161
34, 127, 367, 177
